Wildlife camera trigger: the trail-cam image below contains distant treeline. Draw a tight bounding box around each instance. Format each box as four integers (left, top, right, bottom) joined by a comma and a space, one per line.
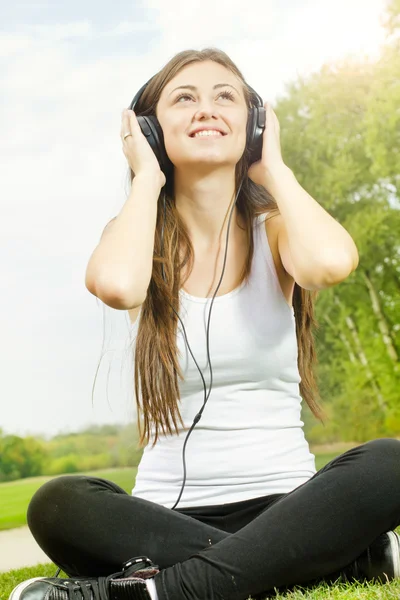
0, 424, 143, 482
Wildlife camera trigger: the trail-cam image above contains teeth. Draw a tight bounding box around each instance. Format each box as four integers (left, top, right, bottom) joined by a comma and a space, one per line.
193, 130, 222, 137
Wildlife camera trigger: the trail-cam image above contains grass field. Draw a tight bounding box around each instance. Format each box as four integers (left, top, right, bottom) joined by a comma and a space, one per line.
2, 563, 400, 599
0, 467, 137, 531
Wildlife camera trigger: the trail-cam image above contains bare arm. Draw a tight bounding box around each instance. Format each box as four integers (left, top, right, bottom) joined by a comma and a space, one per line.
85, 173, 163, 310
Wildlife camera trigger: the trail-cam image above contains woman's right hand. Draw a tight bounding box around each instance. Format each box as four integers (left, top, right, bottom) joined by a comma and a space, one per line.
121, 109, 166, 188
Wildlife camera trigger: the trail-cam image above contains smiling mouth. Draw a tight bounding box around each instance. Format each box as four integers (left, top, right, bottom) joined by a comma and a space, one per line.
189, 132, 227, 139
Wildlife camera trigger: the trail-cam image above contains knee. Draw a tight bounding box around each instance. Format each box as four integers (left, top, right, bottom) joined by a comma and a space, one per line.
362, 437, 400, 485
27, 475, 85, 535
363, 437, 400, 462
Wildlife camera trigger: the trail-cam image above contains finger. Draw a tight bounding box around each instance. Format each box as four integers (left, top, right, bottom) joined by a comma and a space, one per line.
120, 110, 133, 141
127, 110, 140, 133
120, 120, 129, 141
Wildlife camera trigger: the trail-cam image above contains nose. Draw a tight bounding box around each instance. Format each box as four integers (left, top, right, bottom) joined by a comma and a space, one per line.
194, 103, 219, 121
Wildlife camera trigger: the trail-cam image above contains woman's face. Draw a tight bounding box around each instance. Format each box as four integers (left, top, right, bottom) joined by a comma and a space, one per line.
156, 60, 248, 171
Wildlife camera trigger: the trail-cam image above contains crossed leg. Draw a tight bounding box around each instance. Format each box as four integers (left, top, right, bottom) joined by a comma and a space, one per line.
27, 438, 400, 600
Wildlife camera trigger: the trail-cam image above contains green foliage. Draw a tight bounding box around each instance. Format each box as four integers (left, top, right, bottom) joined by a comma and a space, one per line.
43, 424, 143, 475
45, 454, 81, 475
0, 425, 144, 482
0, 434, 47, 482
271, 0, 400, 442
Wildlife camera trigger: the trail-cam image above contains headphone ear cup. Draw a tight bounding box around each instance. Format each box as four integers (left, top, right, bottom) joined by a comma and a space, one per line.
246, 106, 266, 166
136, 115, 174, 179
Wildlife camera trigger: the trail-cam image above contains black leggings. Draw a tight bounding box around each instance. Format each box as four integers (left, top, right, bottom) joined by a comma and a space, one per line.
27, 438, 400, 600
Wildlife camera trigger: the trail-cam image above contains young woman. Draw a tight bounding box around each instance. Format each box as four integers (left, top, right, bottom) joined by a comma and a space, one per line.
10, 48, 400, 600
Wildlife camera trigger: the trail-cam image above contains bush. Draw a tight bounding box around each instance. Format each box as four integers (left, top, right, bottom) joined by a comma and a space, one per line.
0, 433, 47, 481
45, 454, 80, 475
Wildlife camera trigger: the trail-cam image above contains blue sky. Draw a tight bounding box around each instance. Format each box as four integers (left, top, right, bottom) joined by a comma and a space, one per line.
1, 0, 388, 436
1, 0, 156, 27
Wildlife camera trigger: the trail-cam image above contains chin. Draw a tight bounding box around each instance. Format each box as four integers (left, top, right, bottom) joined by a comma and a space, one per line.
174, 153, 240, 166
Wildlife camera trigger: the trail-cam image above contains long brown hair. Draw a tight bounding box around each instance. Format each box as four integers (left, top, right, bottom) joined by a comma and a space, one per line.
127, 48, 326, 448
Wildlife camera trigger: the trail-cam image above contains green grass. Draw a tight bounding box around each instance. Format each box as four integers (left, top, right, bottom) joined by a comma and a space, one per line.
0, 564, 66, 599
0, 467, 137, 531
2, 563, 400, 599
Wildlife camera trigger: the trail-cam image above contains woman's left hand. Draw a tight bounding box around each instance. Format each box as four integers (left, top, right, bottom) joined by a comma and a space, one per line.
247, 102, 286, 187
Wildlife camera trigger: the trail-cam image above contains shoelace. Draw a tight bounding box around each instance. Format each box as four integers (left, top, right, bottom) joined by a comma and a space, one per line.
49, 577, 109, 600
49, 556, 157, 600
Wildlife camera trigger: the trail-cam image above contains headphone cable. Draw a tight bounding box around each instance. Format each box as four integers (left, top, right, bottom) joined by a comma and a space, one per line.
159, 181, 244, 510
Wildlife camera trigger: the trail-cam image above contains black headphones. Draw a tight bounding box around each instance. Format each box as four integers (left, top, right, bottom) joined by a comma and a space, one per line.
128, 75, 266, 510
129, 75, 266, 178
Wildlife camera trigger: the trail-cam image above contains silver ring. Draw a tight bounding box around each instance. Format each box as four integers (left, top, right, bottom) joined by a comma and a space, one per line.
123, 132, 132, 140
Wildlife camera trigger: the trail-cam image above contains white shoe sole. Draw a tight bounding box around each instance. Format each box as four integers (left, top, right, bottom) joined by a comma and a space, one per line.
387, 531, 400, 578
9, 577, 45, 600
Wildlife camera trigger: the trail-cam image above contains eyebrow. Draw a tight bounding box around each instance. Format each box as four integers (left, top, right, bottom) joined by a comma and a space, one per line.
169, 83, 240, 97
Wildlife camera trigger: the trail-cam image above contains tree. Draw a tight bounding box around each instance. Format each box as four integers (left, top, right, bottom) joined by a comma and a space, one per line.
0, 432, 47, 481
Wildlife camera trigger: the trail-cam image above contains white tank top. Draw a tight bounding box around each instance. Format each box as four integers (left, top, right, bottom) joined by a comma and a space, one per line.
130, 213, 316, 508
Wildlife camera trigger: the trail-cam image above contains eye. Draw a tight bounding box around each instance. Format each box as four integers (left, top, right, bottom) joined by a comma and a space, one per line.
175, 90, 235, 103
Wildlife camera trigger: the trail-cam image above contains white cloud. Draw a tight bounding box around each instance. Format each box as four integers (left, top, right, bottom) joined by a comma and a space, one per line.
0, 34, 34, 58
0, 19, 159, 59
106, 21, 160, 35
22, 21, 93, 41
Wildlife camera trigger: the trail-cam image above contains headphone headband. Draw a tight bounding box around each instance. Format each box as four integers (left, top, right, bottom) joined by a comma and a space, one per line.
129, 77, 154, 111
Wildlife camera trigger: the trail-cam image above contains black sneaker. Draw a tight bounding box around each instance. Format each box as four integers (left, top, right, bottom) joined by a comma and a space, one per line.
9, 556, 159, 600
339, 531, 400, 584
